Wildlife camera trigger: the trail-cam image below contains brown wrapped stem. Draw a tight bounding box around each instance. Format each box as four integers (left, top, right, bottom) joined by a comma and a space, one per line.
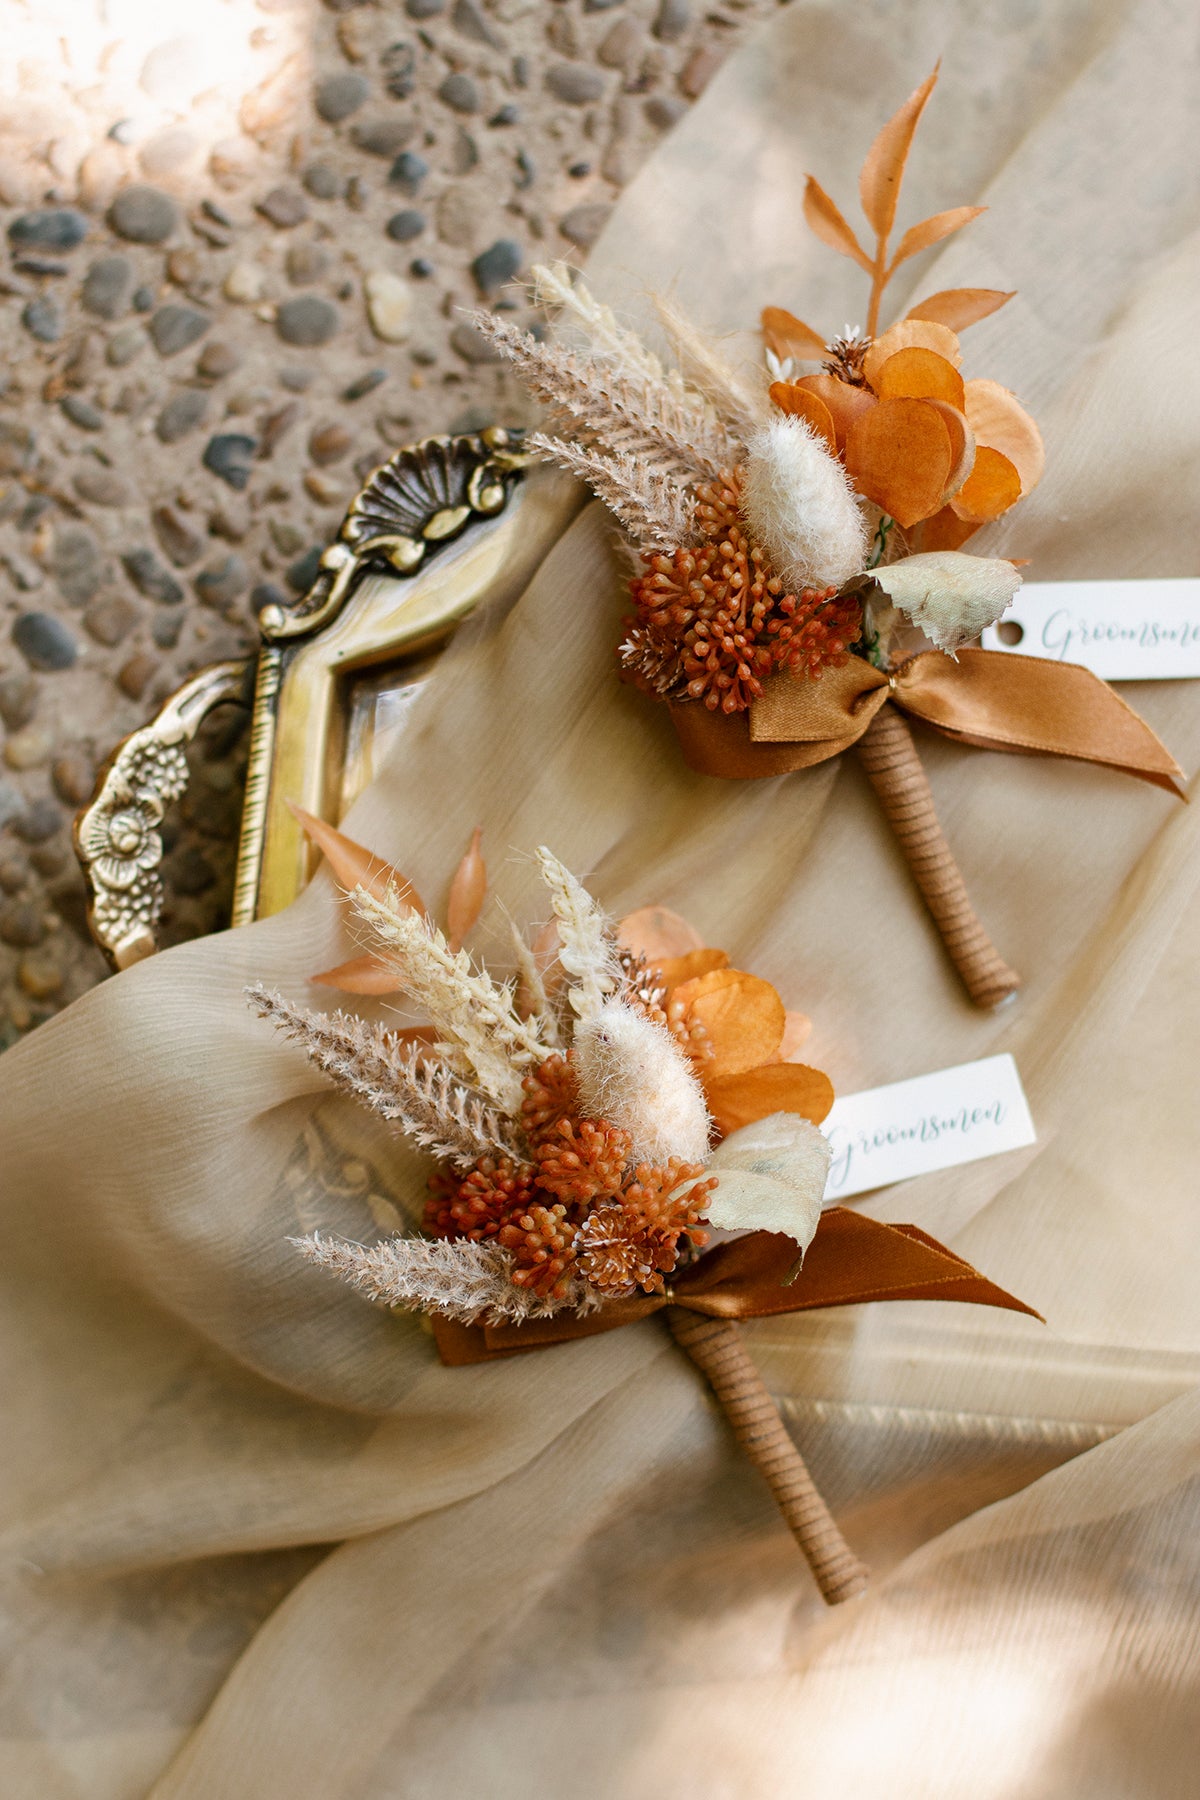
666, 1308, 868, 1605
857, 705, 1020, 1008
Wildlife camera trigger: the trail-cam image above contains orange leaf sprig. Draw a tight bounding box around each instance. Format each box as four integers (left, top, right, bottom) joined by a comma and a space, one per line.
763, 63, 1043, 547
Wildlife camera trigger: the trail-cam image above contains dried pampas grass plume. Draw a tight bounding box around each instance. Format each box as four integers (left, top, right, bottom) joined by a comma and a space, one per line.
742, 416, 868, 593
292, 1233, 551, 1324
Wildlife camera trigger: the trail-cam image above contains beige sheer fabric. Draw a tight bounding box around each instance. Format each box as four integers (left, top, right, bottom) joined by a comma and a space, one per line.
3, 2, 1200, 1793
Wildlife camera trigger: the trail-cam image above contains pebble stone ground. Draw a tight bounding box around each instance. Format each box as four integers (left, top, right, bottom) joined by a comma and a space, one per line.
0, 0, 774, 1048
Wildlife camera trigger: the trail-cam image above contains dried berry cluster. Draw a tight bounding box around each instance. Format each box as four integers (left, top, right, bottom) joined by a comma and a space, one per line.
425, 1052, 714, 1300
621, 470, 863, 713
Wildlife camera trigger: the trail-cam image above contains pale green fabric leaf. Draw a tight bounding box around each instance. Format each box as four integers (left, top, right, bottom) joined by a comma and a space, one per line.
700, 1111, 831, 1248
872, 551, 1022, 653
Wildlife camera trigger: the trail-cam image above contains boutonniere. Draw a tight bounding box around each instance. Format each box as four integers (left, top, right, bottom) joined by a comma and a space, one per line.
471, 65, 1183, 1009
252, 815, 1038, 1604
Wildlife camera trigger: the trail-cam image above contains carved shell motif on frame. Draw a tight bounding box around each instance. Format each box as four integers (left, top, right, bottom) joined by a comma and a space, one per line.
74, 429, 576, 969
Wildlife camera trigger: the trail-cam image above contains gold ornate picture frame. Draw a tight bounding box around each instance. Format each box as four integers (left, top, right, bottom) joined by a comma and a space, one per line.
74, 428, 550, 968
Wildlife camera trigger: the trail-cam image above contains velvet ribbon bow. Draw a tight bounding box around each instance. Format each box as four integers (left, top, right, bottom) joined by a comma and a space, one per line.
669, 647, 1185, 793
432, 1206, 1041, 1366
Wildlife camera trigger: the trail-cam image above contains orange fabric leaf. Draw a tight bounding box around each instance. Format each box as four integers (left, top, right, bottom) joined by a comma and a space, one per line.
706, 1062, 835, 1135
778, 1010, 812, 1060
768, 380, 838, 454
962, 378, 1045, 495
672, 968, 786, 1079
446, 825, 486, 952
906, 288, 1015, 332
793, 374, 877, 451
656, 947, 731, 989
761, 306, 827, 362
889, 206, 985, 271
858, 63, 940, 238
910, 506, 981, 553
616, 906, 704, 961
310, 952, 402, 995
844, 396, 954, 529
873, 346, 966, 409
949, 445, 1023, 522
802, 175, 872, 272
288, 802, 425, 914
862, 318, 961, 388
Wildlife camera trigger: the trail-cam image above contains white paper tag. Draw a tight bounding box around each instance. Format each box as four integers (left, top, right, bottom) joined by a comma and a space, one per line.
981, 578, 1200, 679
821, 1053, 1036, 1201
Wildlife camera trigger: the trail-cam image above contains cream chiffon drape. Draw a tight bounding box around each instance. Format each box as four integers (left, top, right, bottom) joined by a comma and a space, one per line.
3, 3, 1200, 1795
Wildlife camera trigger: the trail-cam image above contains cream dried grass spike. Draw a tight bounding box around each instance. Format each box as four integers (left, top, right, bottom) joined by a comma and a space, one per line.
652, 292, 768, 443
527, 434, 695, 551
470, 308, 738, 482
246, 985, 523, 1167
503, 906, 563, 1048
355, 885, 551, 1110
294, 1233, 538, 1324
532, 260, 672, 388
535, 845, 620, 1022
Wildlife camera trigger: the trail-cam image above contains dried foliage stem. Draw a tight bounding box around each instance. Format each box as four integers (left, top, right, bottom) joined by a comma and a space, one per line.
470, 308, 738, 484
247, 986, 523, 1165
666, 1310, 869, 1605
293, 1233, 546, 1324
527, 434, 695, 552
855, 709, 1021, 1007
354, 888, 552, 1107
866, 234, 889, 340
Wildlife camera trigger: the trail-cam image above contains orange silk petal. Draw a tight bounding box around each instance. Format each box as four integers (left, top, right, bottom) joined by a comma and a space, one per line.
656, 947, 731, 989
761, 306, 827, 362
950, 445, 1023, 522
617, 906, 704, 961
794, 373, 877, 452
906, 288, 1015, 332
873, 346, 966, 411
446, 825, 486, 952
310, 952, 401, 994
962, 378, 1045, 495
706, 1061, 835, 1135
288, 802, 426, 914
672, 968, 786, 1078
768, 380, 838, 454
910, 506, 981, 553
778, 1010, 813, 1060
919, 399, 976, 500
844, 396, 953, 529
863, 318, 961, 388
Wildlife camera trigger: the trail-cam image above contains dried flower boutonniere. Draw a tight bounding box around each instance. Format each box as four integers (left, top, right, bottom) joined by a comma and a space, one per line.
472, 65, 1183, 1009
252, 817, 1039, 1604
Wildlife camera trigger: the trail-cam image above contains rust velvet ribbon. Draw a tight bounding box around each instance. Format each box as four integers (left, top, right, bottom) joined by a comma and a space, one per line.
432, 1207, 1042, 1366
668, 648, 1185, 794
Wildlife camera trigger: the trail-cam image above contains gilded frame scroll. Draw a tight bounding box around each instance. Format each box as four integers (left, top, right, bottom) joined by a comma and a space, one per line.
75, 427, 563, 965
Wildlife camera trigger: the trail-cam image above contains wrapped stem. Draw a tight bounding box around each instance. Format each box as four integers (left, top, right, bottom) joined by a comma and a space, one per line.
857, 706, 1020, 1008
666, 1309, 868, 1605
